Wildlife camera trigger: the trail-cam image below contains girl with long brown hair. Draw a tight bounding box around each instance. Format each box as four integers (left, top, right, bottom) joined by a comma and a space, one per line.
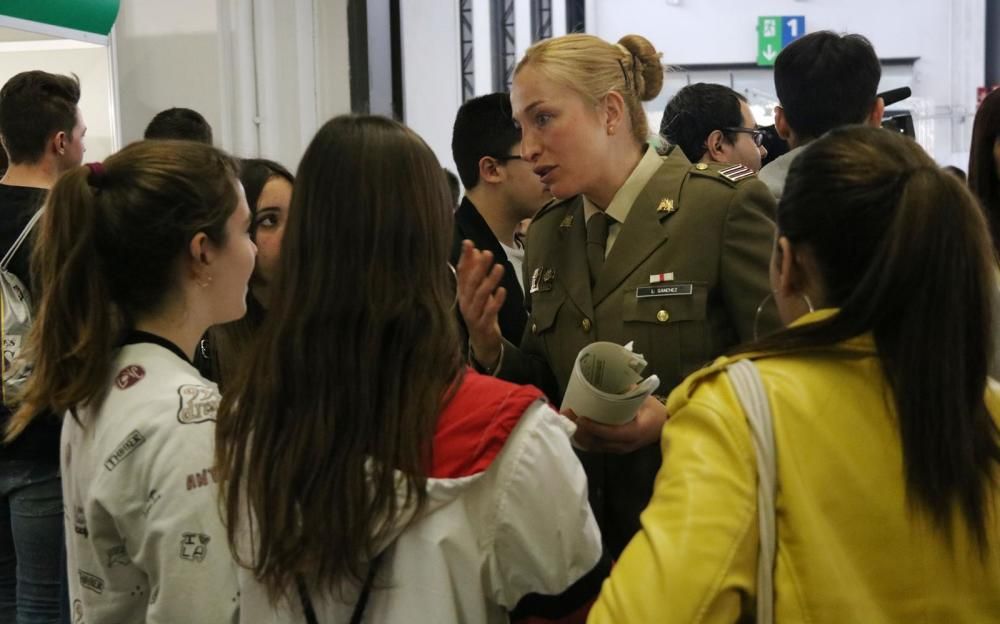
590, 126, 1000, 622
203, 158, 294, 388
9, 140, 256, 623
215, 115, 601, 622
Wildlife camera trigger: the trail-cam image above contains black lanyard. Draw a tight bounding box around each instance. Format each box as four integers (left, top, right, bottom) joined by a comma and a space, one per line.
297, 553, 383, 624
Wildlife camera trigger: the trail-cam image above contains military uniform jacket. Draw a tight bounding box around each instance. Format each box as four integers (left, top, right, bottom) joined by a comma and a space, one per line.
496, 146, 779, 555
62, 334, 238, 624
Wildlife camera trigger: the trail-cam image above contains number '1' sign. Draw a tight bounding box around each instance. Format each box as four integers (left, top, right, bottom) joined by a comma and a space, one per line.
757, 16, 806, 67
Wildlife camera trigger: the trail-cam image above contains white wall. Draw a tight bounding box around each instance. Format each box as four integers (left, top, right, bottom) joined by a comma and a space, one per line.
115, 0, 351, 172
398, 0, 986, 168
401, 0, 463, 173
0, 44, 115, 160
114, 0, 227, 149
589, 0, 985, 167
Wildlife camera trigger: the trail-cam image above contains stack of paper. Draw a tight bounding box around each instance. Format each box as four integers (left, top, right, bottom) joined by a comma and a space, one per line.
561, 341, 660, 425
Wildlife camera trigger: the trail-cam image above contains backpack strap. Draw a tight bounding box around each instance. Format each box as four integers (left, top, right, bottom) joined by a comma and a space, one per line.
1, 209, 43, 271
726, 359, 776, 624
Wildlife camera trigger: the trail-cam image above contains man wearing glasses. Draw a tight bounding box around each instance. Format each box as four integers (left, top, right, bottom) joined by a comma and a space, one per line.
451, 92, 552, 349
661, 83, 768, 173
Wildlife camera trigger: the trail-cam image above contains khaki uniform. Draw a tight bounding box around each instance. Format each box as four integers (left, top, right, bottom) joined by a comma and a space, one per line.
495, 145, 780, 556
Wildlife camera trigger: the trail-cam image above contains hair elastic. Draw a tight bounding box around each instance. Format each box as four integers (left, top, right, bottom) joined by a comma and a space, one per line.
85, 162, 106, 188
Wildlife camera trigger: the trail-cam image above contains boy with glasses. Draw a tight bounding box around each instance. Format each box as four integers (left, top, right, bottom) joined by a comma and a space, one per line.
450, 92, 551, 348
661, 83, 768, 173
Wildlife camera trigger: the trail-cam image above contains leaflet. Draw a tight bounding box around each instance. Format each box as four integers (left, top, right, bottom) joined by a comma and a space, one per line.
561, 341, 660, 426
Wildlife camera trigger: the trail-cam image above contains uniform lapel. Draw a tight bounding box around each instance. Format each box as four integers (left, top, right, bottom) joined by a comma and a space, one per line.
550, 199, 594, 318
592, 161, 685, 306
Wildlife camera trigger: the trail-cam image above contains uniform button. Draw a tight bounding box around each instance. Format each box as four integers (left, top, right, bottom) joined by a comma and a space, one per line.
581, 318, 592, 332
695, 163, 708, 170
532, 322, 539, 335
656, 310, 669, 322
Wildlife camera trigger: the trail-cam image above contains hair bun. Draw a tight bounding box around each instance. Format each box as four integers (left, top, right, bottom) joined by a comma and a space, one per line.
617, 34, 664, 101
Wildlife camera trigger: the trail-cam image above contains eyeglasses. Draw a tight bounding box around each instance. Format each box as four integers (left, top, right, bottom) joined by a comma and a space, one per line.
723, 127, 765, 147
493, 154, 523, 162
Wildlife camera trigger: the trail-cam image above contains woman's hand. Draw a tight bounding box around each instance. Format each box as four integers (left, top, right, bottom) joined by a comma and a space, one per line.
457, 240, 507, 369
563, 394, 668, 454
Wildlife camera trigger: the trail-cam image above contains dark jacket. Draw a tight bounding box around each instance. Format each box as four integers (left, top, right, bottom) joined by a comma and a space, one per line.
451, 197, 527, 349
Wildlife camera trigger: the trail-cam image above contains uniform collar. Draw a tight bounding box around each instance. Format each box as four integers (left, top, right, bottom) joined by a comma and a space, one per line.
582, 145, 663, 225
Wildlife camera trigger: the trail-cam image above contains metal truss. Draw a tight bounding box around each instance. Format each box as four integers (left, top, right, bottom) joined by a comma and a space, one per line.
460, 0, 475, 101
492, 0, 516, 91
531, 0, 552, 42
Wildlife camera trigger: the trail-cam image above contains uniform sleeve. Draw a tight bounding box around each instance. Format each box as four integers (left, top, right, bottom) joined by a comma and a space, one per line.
486, 401, 603, 609
494, 334, 561, 402
588, 387, 758, 624
719, 178, 781, 342
123, 406, 239, 624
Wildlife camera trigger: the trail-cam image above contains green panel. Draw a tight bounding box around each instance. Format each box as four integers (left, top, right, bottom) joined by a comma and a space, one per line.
0, 0, 119, 36
757, 16, 781, 67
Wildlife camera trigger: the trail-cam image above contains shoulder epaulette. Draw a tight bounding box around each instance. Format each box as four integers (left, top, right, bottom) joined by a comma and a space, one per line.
687, 162, 759, 187
718, 163, 756, 182
532, 195, 575, 222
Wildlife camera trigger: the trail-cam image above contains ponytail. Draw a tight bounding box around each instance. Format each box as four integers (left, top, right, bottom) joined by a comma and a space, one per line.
7, 167, 120, 440
735, 126, 1000, 551
6, 140, 240, 440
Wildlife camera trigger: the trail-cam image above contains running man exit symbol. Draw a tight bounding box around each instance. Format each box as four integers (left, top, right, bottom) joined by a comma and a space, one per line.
757, 16, 805, 66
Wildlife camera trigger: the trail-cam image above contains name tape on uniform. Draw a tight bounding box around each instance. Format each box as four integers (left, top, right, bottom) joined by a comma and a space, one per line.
636, 283, 694, 298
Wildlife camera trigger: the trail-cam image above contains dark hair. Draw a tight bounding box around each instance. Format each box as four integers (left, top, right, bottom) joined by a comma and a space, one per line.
0, 71, 81, 164
144, 107, 214, 144
240, 158, 294, 239
660, 83, 747, 163
735, 126, 1000, 551
7, 140, 240, 439
451, 92, 520, 189
774, 31, 881, 141
443, 168, 460, 206
969, 88, 1000, 250
944, 165, 968, 184
216, 115, 463, 600
208, 158, 294, 387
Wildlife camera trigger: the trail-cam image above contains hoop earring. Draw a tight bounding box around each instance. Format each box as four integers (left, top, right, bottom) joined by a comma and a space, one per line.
753, 292, 815, 340
447, 263, 458, 310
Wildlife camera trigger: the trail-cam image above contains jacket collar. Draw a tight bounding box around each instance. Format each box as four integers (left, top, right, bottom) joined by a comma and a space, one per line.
456, 197, 507, 262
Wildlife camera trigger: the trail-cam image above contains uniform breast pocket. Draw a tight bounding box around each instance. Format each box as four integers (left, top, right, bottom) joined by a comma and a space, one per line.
621, 282, 709, 385
526, 292, 564, 338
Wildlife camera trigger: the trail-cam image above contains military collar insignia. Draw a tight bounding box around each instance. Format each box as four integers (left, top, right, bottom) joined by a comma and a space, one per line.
656, 198, 676, 214
718, 164, 755, 182
559, 214, 574, 229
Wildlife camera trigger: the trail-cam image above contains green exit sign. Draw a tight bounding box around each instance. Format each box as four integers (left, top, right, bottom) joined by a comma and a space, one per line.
757, 16, 806, 66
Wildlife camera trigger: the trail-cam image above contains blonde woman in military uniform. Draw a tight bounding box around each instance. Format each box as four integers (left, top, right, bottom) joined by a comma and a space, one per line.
458, 33, 779, 558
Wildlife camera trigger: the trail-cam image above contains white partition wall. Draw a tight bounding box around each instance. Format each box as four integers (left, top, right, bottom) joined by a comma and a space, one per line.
116, 0, 351, 171
395, 0, 986, 169
0, 35, 117, 161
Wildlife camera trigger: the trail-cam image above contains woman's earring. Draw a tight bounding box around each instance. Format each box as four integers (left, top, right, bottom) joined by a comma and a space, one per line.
801, 294, 815, 313
753, 292, 816, 340
753, 293, 774, 341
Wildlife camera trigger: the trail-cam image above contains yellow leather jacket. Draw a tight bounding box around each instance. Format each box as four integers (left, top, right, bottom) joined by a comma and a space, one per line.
589, 309, 1000, 623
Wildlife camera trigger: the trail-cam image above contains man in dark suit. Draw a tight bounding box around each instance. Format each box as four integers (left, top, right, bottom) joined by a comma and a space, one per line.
450, 93, 550, 347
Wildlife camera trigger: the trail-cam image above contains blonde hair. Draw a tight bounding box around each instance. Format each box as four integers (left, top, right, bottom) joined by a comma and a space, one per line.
515, 33, 663, 143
